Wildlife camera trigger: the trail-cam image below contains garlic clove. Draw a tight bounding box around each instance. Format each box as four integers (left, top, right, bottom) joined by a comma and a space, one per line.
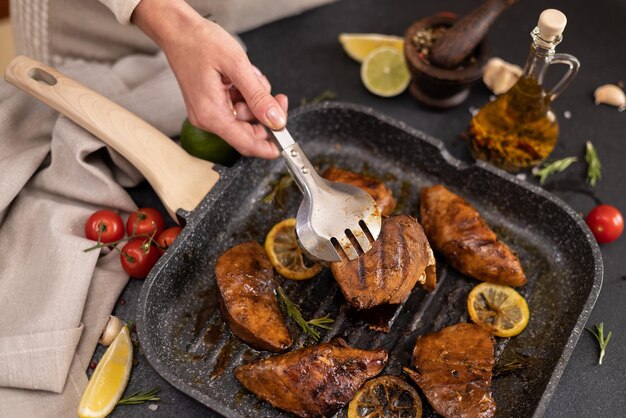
483, 58, 522, 95
99, 315, 125, 346
594, 84, 626, 111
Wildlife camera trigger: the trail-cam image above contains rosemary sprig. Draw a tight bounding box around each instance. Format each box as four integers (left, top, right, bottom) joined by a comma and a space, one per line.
586, 322, 612, 365
262, 174, 294, 210
300, 90, 337, 106
277, 287, 334, 341
117, 387, 161, 405
493, 360, 525, 377
532, 157, 577, 185
585, 141, 602, 187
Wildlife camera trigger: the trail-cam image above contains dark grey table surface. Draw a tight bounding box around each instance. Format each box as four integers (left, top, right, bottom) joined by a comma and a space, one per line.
106, 0, 626, 416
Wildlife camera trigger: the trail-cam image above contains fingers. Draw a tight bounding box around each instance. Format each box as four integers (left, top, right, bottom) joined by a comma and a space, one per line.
214, 119, 279, 159
227, 60, 286, 130
234, 94, 288, 122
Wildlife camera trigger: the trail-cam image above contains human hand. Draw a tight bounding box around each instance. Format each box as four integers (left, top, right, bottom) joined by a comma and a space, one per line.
133, 0, 287, 159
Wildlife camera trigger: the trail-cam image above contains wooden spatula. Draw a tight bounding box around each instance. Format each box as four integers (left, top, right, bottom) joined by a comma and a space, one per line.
4, 55, 219, 222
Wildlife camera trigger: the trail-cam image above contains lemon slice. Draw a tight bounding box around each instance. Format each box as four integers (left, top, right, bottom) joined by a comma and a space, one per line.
467, 282, 530, 338
339, 33, 405, 63
360, 47, 411, 97
264, 218, 323, 280
78, 326, 133, 418
348, 375, 422, 418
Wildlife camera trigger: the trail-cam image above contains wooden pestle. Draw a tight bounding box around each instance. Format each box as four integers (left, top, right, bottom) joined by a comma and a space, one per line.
429, 0, 518, 69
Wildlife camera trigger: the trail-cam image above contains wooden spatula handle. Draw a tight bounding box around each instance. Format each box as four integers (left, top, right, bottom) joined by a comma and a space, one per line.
430, 0, 518, 69
4, 55, 219, 221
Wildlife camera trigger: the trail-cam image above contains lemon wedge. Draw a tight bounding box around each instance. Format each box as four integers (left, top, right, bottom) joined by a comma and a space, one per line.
78, 326, 133, 418
339, 33, 405, 62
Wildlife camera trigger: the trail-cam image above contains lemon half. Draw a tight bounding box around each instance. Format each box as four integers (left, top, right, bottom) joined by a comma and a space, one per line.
467, 282, 530, 338
360, 47, 411, 98
348, 375, 422, 418
264, 218, 323, 280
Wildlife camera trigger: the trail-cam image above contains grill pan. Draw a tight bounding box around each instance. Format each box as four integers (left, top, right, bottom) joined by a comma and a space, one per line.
6, 57, 602, 417
136, 103, 601, 417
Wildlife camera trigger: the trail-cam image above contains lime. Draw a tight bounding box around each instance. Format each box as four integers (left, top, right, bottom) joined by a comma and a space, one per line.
180, 119, 239, 166
360, 47, 411, 97
467, 282, 530, 338
339, 33, 405, 63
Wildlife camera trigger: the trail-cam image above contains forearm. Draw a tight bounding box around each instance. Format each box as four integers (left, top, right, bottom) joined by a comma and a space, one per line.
131, 0, 204, 48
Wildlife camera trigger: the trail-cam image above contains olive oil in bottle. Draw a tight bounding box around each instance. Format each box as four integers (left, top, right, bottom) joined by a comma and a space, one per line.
468, 9, 580, 172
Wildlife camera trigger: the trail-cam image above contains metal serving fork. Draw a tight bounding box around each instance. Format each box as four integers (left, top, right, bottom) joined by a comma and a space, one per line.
272, 128, 382, 262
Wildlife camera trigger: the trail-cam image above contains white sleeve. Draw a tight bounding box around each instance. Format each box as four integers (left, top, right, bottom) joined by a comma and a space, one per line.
98, 0, 142, 24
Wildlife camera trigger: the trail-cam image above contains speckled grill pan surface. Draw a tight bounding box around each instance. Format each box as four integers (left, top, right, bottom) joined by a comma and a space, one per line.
137, 102, 602, 418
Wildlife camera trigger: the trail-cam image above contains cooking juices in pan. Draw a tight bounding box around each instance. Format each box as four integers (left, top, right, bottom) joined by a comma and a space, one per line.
137, 104, 601, 418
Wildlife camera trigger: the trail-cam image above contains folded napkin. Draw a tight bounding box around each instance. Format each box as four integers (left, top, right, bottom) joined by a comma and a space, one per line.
0, 52, 186, 417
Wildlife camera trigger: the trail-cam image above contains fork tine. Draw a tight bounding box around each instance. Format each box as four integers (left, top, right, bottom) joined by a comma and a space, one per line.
352, 225, 373, 254
337, 235, 360, 261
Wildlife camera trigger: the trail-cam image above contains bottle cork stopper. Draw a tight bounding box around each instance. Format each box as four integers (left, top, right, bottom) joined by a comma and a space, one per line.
537, 9, 567, 41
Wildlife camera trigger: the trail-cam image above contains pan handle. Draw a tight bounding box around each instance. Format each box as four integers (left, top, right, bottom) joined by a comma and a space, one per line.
4, 55, 219, 222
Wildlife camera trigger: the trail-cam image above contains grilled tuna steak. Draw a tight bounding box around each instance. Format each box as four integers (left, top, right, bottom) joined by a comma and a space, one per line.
215, 242, 292, 352
323, 167, 396, 216
419, 185, 527, 287
331, 214, 436, 309
235, 338, 388, 417
404, 323, 496, 418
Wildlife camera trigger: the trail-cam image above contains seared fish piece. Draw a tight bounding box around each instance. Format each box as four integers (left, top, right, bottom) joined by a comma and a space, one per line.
215, 241, 292, 352
323, 167, 396, 216
419, 184, 527, 287
235, 338, 388, 417
404, 323, 496, 418
331, 214, 436, 310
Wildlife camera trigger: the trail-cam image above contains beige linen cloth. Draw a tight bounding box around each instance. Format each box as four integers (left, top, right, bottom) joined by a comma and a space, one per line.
0, 53, 184, 417
1, 0, 336, 417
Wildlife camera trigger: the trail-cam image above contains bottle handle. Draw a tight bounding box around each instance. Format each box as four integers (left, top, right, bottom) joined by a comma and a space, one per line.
547, 53, 580, 101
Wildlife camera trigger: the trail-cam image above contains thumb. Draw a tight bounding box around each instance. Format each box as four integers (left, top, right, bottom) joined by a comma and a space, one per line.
229, 64, 286, 130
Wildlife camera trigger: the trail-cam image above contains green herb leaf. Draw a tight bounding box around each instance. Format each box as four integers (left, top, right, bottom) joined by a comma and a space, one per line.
585, 141, 602, 187
532, 157, 578, 185
117, 387, 161, 405
277, 287, 334, 341
586, 322, 612, 365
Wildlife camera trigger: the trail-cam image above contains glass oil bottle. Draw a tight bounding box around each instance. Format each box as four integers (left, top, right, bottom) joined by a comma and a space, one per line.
468, 9, 580, 172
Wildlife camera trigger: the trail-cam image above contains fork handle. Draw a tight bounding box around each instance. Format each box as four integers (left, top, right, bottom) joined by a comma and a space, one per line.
271, 128, 324, 199
281, 143, 322, 199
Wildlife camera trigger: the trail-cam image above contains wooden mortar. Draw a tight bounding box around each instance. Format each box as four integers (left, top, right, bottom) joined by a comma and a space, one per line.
404, 15, 490, 109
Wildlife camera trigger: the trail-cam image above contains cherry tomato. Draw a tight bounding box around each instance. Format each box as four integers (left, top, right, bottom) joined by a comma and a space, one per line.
156, 226, 183, 255
85, 210, 125, 243
585, 205, 624, 244
126, 207, 165, 237
120, 238, 160, 278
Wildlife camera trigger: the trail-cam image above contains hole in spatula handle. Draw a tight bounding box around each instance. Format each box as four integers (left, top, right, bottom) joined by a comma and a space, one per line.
28, 67, 57, 86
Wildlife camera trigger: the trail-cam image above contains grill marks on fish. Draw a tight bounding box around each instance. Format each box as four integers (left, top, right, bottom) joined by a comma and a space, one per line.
215, 242, 292, 352
235, 338, 388, 417
404, 323, 496, 418
419, 185, 527, 287
322, 167, 396, 216
331, 215, 436, 310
